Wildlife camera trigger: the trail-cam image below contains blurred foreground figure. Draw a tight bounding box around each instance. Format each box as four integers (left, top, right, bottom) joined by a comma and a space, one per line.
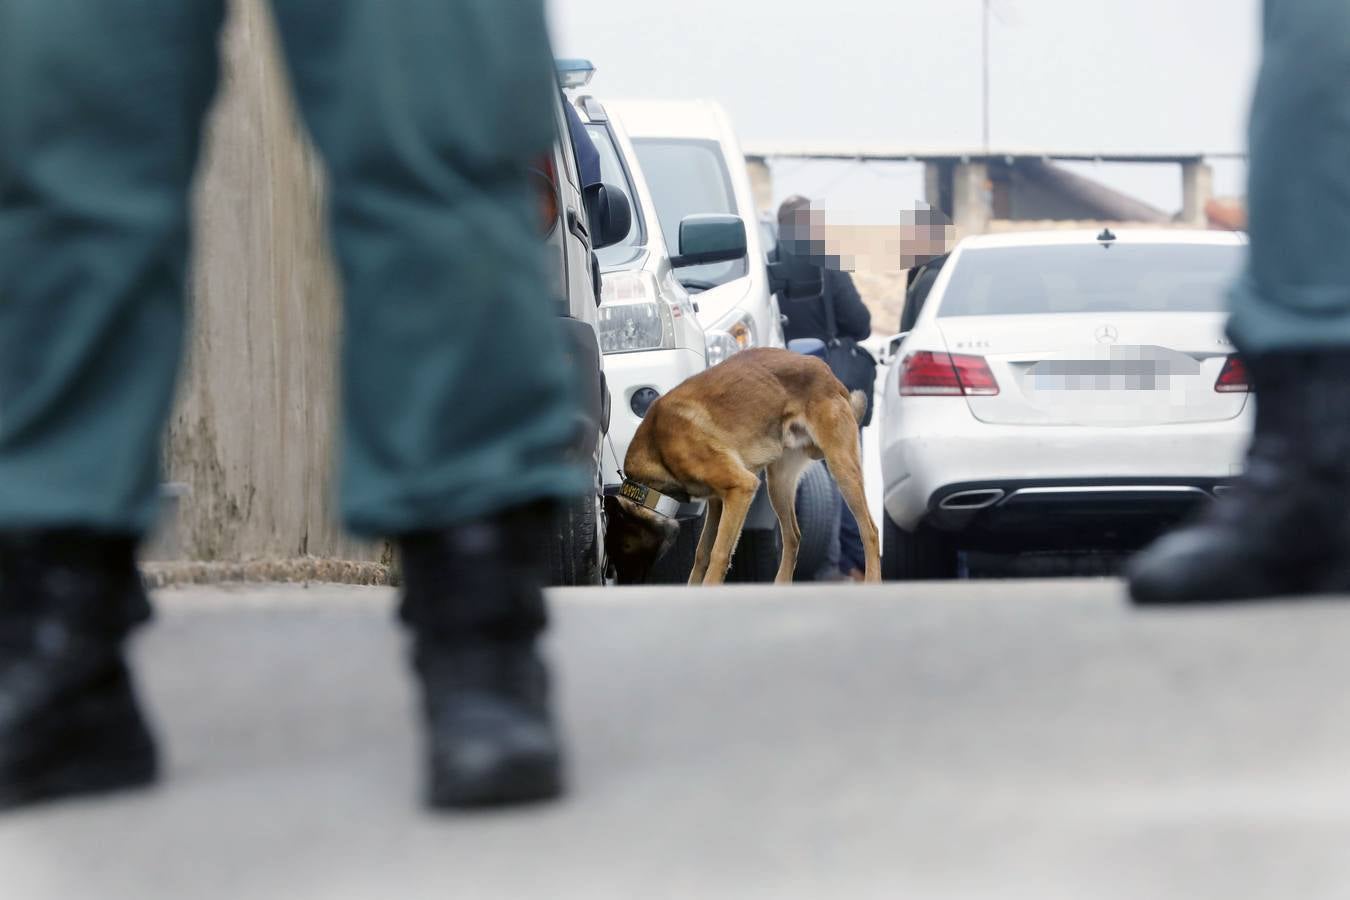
0, 1, 583, 809
1128, 0, 1350, 604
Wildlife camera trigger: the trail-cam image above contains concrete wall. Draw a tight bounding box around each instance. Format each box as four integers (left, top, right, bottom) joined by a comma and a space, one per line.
161, 0, 378, 562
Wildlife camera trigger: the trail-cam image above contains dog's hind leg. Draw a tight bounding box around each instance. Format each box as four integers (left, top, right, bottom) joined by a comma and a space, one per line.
813, 398, 882, 583
766, 451, 811, 584
835, 462, 881, 583
688, 498, 722, 585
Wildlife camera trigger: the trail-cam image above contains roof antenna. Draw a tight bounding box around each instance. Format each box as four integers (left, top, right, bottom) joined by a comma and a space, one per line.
1097, 227, 1117, 243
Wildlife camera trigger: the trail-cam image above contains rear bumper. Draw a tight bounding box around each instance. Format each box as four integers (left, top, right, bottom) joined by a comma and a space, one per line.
920, 478, 1228, 551
881, 402, 1252, 540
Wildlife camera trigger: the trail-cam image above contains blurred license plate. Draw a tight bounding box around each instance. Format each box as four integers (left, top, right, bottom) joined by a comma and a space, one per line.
1033, 360, 1170, 391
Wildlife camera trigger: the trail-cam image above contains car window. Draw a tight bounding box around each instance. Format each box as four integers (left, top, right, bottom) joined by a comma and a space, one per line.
937, 244, 1245, 317
630, 138, 749, 289
584, 123, 645, 267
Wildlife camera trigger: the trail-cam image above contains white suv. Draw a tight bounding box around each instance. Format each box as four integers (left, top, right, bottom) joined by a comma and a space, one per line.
606, 100, 786, 359
878, 229, 1253, 579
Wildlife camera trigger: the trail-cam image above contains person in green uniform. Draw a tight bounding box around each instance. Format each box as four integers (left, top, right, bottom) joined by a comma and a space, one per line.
0, 0, 586, 810
1129, 0, 1350, 604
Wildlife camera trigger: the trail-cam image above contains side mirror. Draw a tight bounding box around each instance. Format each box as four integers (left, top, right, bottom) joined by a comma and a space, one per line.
880, 332, 910, 366
671, 214, 747, 268
767, 260, 824, 300
584, 182, 633, 250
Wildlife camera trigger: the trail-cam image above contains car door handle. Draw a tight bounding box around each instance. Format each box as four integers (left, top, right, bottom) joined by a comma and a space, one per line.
567, 209, 590, 244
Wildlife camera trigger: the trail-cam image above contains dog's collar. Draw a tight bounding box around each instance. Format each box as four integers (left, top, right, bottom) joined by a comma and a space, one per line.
617, 478, 684, 519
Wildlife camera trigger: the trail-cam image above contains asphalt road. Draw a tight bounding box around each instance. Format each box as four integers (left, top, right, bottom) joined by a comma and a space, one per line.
6, 581, 1350, 899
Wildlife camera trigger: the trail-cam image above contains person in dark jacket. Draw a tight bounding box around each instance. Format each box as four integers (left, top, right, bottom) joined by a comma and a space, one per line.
776, 196, 873, 345
901, 252, 949, 333
774, 196, 872, 580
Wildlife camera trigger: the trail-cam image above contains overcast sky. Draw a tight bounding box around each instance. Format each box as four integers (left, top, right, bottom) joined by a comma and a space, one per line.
550, 0, 1261, 217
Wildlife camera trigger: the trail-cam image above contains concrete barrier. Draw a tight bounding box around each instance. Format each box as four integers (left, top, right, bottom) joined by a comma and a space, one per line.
162, 0, 378, 563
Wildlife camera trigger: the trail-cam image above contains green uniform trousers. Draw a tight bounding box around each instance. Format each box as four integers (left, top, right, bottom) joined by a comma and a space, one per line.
0, 0, 587, 537
1228, 0, 1350, 353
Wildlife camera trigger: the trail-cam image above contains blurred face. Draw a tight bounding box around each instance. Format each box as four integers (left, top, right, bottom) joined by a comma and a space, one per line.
604, 495, 680, 584
779, 207, 828, 261
899, 209, 956, 268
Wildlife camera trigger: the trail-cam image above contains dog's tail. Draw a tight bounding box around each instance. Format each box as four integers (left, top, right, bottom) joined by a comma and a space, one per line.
848, 390, 868, 424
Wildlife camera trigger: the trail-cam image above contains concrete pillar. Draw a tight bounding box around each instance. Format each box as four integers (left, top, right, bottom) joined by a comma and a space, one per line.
746, 156, 774, 215
952, 161, 992, 237
163, 0, 377, 563
924, 163, 942, 209
1181, 161, 1214, 227
924, 162, 951, 219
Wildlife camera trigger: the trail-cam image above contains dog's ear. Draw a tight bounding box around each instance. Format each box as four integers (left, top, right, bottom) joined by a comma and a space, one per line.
651, 512, 680, 562
603, 493, 623, 529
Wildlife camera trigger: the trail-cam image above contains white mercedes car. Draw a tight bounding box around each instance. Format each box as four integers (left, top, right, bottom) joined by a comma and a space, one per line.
878, 229, 1252, 579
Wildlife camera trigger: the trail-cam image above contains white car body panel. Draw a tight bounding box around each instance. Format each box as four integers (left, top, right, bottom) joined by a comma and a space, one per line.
601, 348, 708, 486
939, 313, 1246, 427
879, 229, 1253, 536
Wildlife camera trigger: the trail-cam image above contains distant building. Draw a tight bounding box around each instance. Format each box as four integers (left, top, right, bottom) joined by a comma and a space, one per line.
745, 145, 1244, 237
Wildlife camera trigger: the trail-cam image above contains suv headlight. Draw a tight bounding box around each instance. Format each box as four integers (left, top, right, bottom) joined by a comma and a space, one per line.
705, 310, 758, 367
598, 271, 676, 354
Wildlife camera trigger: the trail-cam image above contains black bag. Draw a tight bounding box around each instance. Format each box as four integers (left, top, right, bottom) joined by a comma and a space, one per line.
820, 272, 877, 427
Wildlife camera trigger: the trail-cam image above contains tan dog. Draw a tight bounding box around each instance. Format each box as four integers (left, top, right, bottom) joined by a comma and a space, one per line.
605, 348, 881, 585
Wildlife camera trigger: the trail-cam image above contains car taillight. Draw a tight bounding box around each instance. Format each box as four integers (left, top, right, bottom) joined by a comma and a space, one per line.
530, 153, 560, 236
899, 351, 1000, 396
1215, 355, 1250, 393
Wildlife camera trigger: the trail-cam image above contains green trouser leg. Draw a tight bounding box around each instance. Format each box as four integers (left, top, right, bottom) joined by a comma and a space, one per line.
269, 0, 586, 535
0, 0, 586, 537
1227, 0, 1350, 354
0, 2, 226, 533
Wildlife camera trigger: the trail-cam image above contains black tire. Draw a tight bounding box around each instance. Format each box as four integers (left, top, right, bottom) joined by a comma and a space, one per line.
547, 486, 603, 587
882, 514, 958, 581
726, 526, 782, 583
793, 461, 837, 581
646, 511, 705, 584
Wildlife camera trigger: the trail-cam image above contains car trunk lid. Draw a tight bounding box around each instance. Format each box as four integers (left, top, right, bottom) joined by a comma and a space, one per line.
936, 313, 1250, 426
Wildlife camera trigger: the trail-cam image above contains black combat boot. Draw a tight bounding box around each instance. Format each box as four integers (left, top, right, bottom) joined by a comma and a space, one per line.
398, 505, 564, 809
0, 532, 159, 811
1128, 350, 1350, 605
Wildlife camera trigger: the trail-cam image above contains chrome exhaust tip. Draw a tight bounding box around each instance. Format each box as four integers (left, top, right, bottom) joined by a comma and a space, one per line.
938, 489, 1006, 511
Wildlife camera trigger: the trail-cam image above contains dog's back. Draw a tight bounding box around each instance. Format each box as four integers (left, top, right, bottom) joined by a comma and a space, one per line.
646, 347, 853, 429
628, 348, 861, 488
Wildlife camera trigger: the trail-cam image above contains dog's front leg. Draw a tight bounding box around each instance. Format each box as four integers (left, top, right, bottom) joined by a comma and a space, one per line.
688, 499, 722, 585
703, 486, 756, 585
